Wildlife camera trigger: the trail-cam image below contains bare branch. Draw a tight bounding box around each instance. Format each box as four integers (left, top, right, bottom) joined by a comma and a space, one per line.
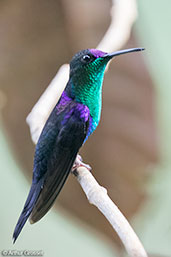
73, 165, 147, 257
97, 0, 137, 52
26, 64, 69, 144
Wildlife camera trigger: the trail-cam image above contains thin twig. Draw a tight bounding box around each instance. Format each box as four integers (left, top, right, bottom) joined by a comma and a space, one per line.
97, 0, 137, 52
26, 64, 69, 144
73, 165, 147, 257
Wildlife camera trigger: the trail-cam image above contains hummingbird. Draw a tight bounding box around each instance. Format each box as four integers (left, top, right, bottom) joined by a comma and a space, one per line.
13, 47, 144, 243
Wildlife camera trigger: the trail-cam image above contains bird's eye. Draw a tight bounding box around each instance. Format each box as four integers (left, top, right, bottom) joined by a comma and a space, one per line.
81, 54, 92, 63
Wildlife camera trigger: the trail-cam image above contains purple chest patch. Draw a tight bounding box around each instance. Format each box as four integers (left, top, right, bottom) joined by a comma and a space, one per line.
56, 91, 72, 114
57, 91, 90, 125
75, 103, 90, 122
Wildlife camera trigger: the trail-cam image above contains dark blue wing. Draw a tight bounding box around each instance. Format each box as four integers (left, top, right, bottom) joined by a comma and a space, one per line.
13, 98, 89, 242
30, 104, 89, 222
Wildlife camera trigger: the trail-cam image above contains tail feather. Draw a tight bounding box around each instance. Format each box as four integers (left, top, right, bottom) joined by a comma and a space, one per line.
13, 179, 43, 243
30, 153, 77, 224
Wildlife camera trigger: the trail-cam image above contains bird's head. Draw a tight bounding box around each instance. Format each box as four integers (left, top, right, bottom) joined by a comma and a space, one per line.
68, 47, 144, 114
69, 47, 144, 80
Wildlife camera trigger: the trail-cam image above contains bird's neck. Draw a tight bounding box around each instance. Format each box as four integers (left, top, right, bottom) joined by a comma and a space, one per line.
66, 70, 105, 128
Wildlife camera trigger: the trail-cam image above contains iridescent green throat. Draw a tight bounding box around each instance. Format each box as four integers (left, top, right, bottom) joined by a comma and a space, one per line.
71, 58, 108, 126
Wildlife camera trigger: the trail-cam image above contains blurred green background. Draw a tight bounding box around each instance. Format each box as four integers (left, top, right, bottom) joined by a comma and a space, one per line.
0, 0, 171, 256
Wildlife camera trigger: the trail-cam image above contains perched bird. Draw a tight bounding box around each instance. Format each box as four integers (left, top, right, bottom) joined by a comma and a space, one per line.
13, 47, 144, 243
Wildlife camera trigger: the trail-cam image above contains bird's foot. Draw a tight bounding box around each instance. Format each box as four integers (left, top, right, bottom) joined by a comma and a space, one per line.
72, 155, 91, 175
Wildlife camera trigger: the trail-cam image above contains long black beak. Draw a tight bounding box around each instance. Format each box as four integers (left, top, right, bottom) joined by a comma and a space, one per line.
103, 47, 145, 59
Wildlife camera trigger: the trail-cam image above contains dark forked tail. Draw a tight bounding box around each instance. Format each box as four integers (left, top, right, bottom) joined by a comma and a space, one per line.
13, 179, 43, 243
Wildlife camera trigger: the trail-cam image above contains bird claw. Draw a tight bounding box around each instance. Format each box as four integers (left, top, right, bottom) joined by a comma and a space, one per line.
72, 154, 92, 175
